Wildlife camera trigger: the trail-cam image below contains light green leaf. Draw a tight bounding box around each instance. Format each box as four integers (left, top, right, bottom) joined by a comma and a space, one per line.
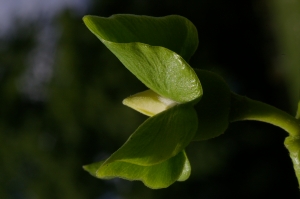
83, 15, 202, 103
193, 69, 231, 140
177, 153, 191, 182
83, 161, 103, 178
103, 103, 197, 166
83, 150, 190, 189
83, 14, 198, 61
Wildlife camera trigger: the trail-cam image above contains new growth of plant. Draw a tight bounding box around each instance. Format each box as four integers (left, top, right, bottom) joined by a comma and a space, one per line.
82, 14, 300, 189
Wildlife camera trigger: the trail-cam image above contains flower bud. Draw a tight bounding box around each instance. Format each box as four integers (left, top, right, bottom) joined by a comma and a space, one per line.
123, 89, 178, 116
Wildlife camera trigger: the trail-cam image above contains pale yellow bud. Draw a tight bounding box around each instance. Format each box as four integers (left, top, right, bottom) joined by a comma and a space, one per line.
122, 89, 178, 116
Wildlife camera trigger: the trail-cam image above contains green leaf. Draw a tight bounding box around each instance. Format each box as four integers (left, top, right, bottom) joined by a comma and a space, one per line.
83, 150, 190, 189
284, 136, 300, 186
83, 15, 202, 103
83, 161, 103, 178
193, 69, 231, 140
103, 103, 197, 166
177, 152, 191, 182
83, 14, 198, 62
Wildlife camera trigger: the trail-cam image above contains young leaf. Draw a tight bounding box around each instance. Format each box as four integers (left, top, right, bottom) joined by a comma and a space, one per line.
102, 103, 198, 166
83, 150, 190, 189
193, 69, 231, 140
83, 15, 202, 103
83, 14, 198, 61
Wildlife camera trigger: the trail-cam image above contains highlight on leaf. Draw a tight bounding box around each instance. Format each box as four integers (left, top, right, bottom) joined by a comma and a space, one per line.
83, 14, 202, 103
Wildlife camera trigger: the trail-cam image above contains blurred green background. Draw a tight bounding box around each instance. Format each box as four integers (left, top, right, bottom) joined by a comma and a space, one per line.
1, 0, 299, 198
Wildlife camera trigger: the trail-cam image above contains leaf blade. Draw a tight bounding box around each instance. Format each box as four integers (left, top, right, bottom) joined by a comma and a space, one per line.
106, 42, 202, 103
83, 14, 198, 61
83, 150, 190, 189
83, 15, 202, 103
193, 69, 231, 140
103, 103, 197, 166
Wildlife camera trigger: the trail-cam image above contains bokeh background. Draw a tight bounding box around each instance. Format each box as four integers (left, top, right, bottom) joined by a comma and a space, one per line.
1, 0, 300, 198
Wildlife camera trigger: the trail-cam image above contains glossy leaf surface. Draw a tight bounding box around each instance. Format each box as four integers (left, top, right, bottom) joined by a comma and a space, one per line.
83, 150, 190, 189
83, 15, 202, 103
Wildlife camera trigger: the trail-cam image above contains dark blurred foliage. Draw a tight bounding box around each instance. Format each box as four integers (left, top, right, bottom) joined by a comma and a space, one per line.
0, 0, 299, 198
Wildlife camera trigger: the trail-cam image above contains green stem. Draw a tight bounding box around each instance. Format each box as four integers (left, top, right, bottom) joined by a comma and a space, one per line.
229, 92, 300, 187
229, 93, 300, 137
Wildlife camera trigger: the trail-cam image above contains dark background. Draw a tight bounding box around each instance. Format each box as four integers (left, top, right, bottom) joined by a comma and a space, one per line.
1, 0, 300, 198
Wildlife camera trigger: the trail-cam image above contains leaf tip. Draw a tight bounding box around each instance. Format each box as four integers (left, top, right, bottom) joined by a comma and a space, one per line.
82, 15, 90, 23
